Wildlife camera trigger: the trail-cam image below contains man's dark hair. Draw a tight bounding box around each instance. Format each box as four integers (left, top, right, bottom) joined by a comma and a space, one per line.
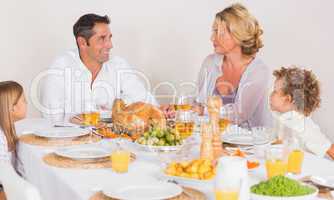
73, 14, 110, 46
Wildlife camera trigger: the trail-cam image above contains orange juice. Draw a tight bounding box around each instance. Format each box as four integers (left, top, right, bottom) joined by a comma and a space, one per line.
215, 190, 239, 200
111, 151, 130, 173
288, 150, 304, 174
265, 159, 288, 179
175, 121, 195, 139
91, 112, 100, 126
174, 104, 192, 111
219, 118, 230, 133
83, 112, 100, 126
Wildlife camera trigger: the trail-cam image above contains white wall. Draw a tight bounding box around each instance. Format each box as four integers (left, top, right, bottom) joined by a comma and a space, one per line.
1, 0, 333, 141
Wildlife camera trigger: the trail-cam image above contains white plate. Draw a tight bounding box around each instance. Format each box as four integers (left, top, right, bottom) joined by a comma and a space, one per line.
34, 127, 90, 138
310, 176, 334, 189
135, 142, 183, 152
164, 174, 214, 185
222, 126, 270, 145
251, 184, 318, 200
103, 182, 182, 200
55, 146, 111, 159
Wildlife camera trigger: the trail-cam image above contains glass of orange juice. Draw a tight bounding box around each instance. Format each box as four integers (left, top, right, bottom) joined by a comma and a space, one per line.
82, 112, 100, 126
111, 150, 131, 173
215, 179, 241, 200
215, 190, 239, 200
287, 149, 304, 174
287, 136, 304, 174
265, 146, 288, 179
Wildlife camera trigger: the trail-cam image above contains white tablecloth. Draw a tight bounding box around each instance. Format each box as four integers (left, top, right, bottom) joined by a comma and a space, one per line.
16, 118, 334, 200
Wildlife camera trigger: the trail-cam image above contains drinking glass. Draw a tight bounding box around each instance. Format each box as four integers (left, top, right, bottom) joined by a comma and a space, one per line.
175, 110, 195, 139
287, 136, 304, 174
174, 95, 195, 111
111, 139, 131, 173
265, 145, 288, 179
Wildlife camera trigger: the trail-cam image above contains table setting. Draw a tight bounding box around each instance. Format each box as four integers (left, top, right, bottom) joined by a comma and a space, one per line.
14, 96, 334, 200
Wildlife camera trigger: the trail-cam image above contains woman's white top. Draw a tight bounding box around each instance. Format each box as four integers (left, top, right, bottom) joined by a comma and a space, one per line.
197, 53, 273, 127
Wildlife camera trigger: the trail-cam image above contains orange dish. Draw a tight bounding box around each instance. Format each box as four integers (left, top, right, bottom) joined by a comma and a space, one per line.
97, 127, 137, 140
232, 149, 246, 157
97, 127, 118, 138
247, 160, 260, 169
232, 149, 260, 170
165, 159, 216, 181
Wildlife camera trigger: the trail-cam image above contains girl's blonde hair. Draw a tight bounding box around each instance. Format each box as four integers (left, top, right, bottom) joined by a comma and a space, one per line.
0, 81, 24, 152
216, 3, 263, 56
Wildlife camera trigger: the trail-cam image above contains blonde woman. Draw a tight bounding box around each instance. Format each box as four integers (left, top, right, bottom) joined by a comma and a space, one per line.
197, 3, 272, 127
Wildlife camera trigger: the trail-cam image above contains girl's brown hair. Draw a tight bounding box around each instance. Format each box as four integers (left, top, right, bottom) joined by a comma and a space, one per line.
0, 81, 24, 152
273, 67, 321, 116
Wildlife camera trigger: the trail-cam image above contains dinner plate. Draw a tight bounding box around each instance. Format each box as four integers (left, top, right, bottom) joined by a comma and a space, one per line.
222, 126, 270, 145
34, 127, 90, 139
164, 174, 214, 185
103, 181, 182, 200
135, 142, 183, 152
310, 176, 334, 189
55, 146, 111, 160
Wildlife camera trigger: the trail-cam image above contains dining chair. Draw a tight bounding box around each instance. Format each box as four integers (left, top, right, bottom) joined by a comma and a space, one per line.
0, 162, 42, 200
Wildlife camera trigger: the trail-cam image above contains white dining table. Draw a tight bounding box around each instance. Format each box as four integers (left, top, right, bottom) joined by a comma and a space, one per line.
15, 118, 334, 200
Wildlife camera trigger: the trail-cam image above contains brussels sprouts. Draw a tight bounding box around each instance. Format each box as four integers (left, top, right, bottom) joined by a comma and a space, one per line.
166, 134, 175, 142
158, 140, 165, 146
143, 132, 150, 138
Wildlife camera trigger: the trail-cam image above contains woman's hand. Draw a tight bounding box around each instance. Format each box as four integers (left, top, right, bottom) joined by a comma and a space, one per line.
192, 103, 204, 116
215, 75, 234, 95
160, 104, 176, 119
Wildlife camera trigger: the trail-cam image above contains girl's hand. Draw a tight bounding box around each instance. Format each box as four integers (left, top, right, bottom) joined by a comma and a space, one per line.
327, 144, 334, 159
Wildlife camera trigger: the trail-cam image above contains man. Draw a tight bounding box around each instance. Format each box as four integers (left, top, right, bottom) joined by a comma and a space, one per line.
41, 14, 157, 121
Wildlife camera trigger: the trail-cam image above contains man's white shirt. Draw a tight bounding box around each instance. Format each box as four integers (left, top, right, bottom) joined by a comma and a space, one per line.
41, 49, 157, 120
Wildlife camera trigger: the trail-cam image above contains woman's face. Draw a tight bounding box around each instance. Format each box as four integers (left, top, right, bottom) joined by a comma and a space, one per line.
12, 94, 27, 122
211, 19, 239, 55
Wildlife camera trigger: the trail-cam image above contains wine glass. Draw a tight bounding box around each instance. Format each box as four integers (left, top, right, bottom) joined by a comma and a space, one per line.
175, 110, 195, 140
174, 95, 196, 111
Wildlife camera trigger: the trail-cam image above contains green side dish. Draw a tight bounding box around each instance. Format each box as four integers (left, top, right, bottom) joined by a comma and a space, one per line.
251, 176, 316, 197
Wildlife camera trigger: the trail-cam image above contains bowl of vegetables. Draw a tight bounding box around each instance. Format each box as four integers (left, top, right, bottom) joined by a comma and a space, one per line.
135, 127, 183, 151
251, 176, 318, 200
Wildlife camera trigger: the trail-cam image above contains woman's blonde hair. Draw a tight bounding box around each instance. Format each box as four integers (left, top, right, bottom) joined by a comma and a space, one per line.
0, 81, 24, 152
216, 3, 263, 56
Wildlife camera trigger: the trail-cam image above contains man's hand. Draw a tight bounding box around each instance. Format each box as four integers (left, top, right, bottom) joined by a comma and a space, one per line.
70, 115, 83, 125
